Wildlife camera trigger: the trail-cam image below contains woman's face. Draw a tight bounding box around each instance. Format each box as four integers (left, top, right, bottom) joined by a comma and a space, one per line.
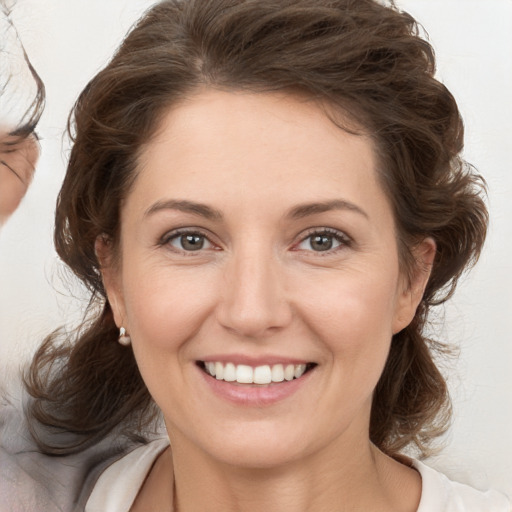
103, 90, 433, 468
0, 132, 39, 225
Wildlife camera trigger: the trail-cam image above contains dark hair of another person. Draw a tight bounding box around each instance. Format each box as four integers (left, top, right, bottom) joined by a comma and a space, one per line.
25, 0, 488, 457
0, 4, 45, 177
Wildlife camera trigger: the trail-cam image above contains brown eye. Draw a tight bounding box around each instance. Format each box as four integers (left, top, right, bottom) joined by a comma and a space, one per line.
296, 230, 348, 253
168, 232, 212, 252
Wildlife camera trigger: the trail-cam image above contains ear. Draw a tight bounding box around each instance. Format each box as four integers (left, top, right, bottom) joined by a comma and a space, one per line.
392, 237, 436, 334
95, 235, 127, 329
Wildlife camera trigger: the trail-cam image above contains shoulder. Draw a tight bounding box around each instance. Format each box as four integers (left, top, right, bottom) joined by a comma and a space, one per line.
413, 459, 511, 512
0, 396, 145, 512
0, 444, 60, 512
85, 437, 170, 512
0, 397, 64, 511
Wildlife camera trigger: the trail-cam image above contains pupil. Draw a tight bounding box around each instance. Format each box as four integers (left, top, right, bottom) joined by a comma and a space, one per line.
181, 234, 204, 251
311, 235, 332, 251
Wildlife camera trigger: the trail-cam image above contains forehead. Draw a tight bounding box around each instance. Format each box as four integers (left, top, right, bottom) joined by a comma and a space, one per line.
120, 89, 398, 240
136, 90, 380, 198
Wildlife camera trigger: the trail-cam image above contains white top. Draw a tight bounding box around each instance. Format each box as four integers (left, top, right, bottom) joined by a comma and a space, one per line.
86, 439, 511, 512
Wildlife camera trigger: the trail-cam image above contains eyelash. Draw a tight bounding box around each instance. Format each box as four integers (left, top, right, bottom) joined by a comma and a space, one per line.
159, 227, 352, 255
293, 228, 352, 255
159, 228, 217, 255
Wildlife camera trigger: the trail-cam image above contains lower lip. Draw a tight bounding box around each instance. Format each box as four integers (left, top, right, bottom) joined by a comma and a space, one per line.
197, 366, 314, 406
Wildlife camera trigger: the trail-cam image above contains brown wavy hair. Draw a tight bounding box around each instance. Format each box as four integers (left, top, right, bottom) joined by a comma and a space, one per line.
25, 0, 488, 457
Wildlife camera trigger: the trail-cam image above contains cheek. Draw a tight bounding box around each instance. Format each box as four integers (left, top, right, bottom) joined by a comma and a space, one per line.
0, 169, 27, 219
302, 264, 399, 332
281, 267, 402, 444
121, 261, 217, 353
297, 266, 400, 374
119, 263, 217, 412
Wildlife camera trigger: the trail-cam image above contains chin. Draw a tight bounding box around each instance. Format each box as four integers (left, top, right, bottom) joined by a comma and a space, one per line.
192, 420, 320, 470
211, 442, 306, 470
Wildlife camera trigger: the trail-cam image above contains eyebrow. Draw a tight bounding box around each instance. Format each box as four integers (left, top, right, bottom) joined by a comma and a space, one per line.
144, 199, 223, 220
144, 198, 368, 222
287, 200, 369, 220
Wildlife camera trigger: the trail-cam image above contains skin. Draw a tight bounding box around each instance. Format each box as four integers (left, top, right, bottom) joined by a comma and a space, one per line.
99, 90, 435, 512
0, 131, 39, 225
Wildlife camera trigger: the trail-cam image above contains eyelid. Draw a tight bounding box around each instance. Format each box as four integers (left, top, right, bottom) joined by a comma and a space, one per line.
291, 227, 352, 253
158, 226, 352, 255
159, 227, 220, 253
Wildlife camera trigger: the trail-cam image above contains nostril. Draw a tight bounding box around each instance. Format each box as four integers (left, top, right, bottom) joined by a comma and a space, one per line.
216, 298, 293, 339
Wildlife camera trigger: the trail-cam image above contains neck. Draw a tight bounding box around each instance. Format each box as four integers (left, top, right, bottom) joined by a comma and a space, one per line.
166, 431, 421, 512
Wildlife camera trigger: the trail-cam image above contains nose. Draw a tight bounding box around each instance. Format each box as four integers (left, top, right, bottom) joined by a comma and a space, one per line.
216, 245, 293, 339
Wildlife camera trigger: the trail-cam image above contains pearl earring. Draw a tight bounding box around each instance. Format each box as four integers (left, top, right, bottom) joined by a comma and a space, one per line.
118, 327, 131, 346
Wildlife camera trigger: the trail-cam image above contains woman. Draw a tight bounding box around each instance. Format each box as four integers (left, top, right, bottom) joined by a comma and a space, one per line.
13, 0, 511, 510
0, 3, 43, 225
0, 131, 39, 225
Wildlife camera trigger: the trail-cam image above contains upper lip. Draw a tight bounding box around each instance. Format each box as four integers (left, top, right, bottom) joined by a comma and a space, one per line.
198, 354, 314, 366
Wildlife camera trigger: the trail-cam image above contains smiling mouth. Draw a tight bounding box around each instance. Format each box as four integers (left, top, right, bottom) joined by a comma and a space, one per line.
197, 361, 317, 385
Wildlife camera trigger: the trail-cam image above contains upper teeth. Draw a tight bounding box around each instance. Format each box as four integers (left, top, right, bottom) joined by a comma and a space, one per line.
204, 362, 307, 384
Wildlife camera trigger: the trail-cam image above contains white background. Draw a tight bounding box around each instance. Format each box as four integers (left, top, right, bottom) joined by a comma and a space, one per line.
0, 0, 510, 495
